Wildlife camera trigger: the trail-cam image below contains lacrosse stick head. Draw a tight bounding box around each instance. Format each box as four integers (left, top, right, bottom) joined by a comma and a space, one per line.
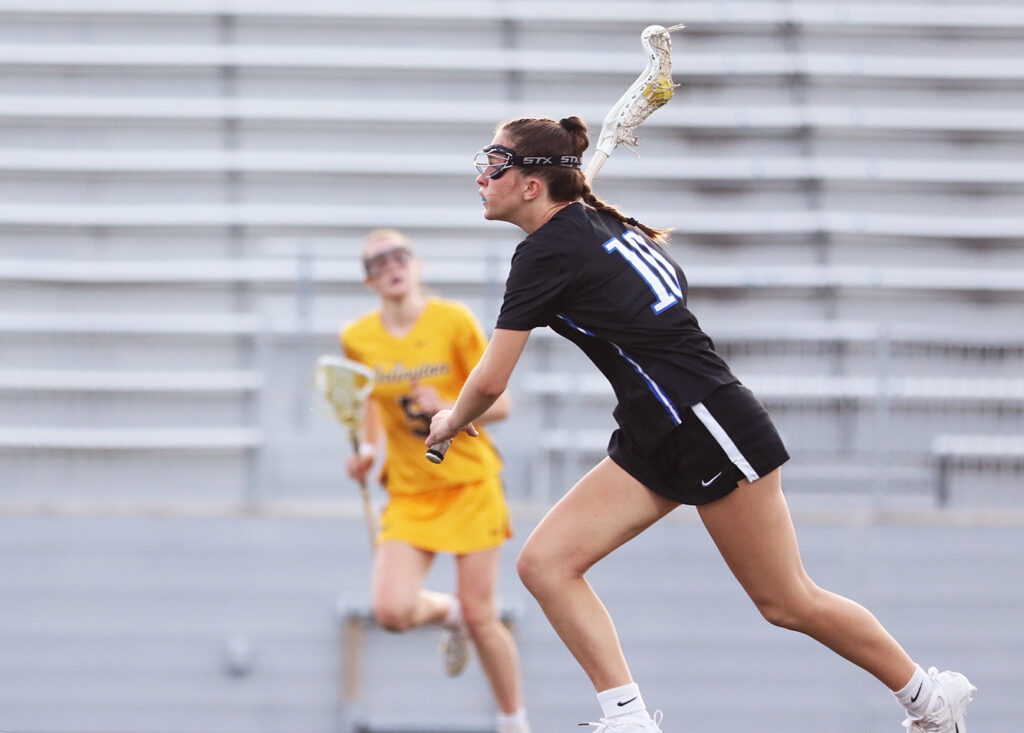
592, 23, 686, 162
314, 355, 375, 438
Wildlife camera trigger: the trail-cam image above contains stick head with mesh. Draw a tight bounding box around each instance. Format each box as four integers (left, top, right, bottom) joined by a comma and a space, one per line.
591, 23, 686, 163
315, 355, 375, 438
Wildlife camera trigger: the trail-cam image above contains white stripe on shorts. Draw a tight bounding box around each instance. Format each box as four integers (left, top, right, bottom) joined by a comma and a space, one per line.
690, 402, 759, 483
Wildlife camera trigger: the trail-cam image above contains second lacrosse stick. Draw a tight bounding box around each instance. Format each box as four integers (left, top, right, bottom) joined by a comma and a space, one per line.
315, 355, 378, 551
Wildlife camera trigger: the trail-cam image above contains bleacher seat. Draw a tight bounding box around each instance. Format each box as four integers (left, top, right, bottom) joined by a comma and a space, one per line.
932, 433, 1024, 505
1, 3, 1023, 733
0, 425, 261, 450
1, 0, 1022, 509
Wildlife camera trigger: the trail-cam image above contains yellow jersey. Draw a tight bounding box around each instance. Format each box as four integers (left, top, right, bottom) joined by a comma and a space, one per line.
341, 298, 503, 495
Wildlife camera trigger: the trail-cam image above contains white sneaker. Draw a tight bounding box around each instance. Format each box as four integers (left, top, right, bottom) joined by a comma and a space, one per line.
440, 621, 470, 677
902, 667, 976, 733
579, 711, 663, 733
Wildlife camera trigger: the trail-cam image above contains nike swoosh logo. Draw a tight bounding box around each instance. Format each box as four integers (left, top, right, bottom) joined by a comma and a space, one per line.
616, 697, 638, 707
701, 472, 723, 487
910, 681, 924, 703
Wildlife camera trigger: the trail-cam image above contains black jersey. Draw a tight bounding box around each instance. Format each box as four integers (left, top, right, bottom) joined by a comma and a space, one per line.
496, 202, 739, 449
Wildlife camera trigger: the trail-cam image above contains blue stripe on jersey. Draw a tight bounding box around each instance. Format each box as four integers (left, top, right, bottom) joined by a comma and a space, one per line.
556, 314, 682, 426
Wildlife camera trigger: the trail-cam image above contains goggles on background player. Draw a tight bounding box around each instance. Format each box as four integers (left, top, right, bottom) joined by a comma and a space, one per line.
473, 144, 582, 180
363, 245, 413, 278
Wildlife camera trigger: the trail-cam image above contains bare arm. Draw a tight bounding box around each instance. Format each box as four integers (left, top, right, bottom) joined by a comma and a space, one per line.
477, 389, 511, 426
425, 328, 531, 446
408, 381, 511, 427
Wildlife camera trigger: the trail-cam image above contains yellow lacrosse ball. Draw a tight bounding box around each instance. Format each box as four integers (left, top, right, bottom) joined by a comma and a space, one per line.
643, 77, 675, 104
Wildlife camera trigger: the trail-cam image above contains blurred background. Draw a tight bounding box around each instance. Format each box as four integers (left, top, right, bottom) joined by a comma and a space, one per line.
0, 1, 1022, 732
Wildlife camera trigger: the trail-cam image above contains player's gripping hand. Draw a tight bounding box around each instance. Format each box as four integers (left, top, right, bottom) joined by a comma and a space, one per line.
424, 409, 478, 463
346, 444, 375, 483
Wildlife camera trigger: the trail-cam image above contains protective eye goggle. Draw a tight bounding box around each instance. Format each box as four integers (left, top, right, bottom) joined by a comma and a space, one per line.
363, 245, 413, 278
473, 144, 517, 180
473, 144, 582, 180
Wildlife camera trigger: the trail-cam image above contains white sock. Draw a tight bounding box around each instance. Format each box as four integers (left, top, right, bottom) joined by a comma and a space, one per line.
597, 683, 649, 721
894, 665, 935, 719
496, 708, 529, 732
443, 596, 461, 626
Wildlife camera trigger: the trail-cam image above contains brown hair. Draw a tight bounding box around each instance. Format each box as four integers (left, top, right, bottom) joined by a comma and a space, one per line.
497, 116, 670, 243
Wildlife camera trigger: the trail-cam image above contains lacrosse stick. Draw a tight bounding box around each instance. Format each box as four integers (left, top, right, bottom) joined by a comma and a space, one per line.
315, 355, 378, 550
585, 23, 686, 183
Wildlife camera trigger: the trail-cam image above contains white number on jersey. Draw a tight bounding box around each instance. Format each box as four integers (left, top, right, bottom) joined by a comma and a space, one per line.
603, 231, 683, 313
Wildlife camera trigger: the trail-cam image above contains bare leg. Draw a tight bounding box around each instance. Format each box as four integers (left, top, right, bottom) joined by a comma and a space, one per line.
697, 469, 916, 690
456, 548, 524, 714
516, 458, 678, 691
372, 540, 451, 632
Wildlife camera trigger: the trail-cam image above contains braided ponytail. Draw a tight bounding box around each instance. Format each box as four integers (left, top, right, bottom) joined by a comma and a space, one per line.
581, 188, 669, 243
499, 116, 670, 243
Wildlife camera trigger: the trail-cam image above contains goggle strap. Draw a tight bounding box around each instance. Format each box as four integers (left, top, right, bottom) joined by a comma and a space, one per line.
511, 153, 582, 169
479, 145, 582, 172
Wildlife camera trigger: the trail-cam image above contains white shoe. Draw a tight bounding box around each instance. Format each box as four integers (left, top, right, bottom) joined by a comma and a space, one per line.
579, 711, 663, 733
440, 621, 470, 677
902, 667, 976, 733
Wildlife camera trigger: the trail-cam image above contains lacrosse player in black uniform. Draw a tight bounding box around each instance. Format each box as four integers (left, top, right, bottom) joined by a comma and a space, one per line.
425, 116, 974, 733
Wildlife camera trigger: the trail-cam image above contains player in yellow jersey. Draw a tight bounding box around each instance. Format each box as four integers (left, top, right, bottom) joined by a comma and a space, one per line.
341, 229, 529, 733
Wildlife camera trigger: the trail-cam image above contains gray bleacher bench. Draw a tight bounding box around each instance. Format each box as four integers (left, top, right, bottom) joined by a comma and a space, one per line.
1, 206, 1023, 240
0, 310, 261, 337
336, 594, 522, 727
530, 318, 1024, 351
0, 426, 261, 450
4, 1, 1024, 30
525, 374, 1024, 501
3, 148, 1024, 187
1, 40, 1022, 83
5, 95, 1024, 136
932, 434, 1024, 506
523, 372, 1024, 405
0, 368, 261, 393
0, 368, 262, 450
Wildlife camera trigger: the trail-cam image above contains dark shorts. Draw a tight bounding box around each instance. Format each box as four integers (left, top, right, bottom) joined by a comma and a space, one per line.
608, 382, 789, 506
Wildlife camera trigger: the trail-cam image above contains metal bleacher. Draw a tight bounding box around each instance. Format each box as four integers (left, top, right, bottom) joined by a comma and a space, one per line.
1, 3, 1024, 733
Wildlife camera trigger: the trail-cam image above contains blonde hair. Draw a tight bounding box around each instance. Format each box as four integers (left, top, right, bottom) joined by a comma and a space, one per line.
362, 228, 413, 257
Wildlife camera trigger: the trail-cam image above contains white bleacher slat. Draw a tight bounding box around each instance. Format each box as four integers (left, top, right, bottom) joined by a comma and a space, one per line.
532, 319, 1024, 350
523, 372, 1024, 404
0, 311, 261, 335
0, 207, 1021, 242
0, 1, 1023, 30
1, 97, 1022, 135
4, 313, 1021, 353
687, 264, 1024, 293
0, 426, 261, 449
4, 259, 1021, 295
0, 203, 504, 230
0, 43, 1021, 83
0, 369, 261, 392
0, 257, 482, 284
931, 434, 1024, 459
4, 150, 1024, 187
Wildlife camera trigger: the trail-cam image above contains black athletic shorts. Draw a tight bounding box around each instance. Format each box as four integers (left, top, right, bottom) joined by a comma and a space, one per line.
608, 382, 790, 506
